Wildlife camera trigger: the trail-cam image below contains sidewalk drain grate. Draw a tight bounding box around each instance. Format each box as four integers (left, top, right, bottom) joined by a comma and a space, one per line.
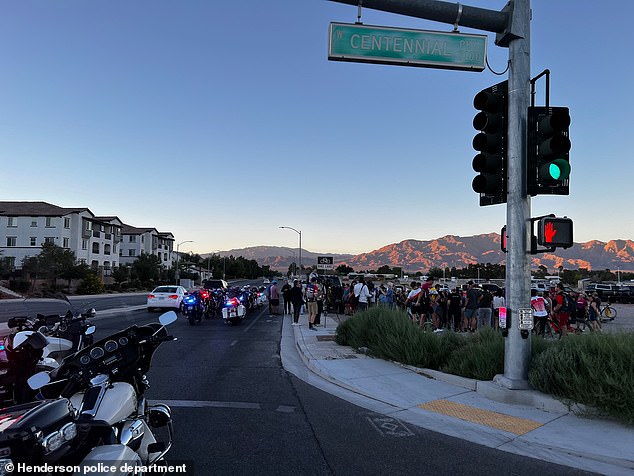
418, 399, 543, 435
316, 335, 337, 342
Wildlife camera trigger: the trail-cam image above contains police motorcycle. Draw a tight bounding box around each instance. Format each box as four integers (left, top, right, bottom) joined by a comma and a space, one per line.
181, 290, 204, 326
4, 311, 178, 474
222, 288, 247, 325
0, 313, 97, 405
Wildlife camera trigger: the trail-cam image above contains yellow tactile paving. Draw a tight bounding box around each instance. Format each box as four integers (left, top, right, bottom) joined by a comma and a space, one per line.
418, 399, 543, 435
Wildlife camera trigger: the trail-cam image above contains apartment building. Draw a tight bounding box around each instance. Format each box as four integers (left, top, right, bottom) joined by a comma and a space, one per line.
0, 201, 125, 273
119, 225, 174, 269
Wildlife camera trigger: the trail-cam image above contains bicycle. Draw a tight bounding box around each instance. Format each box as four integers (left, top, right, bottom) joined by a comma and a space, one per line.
533, 315, 562, 341
600, 302, 617, 322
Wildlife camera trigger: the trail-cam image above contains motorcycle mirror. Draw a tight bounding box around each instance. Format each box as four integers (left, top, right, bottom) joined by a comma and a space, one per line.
28, 371, 51, 390
85, 308, 97, 318
85, 325, 96, 336
159, 311, 177, 327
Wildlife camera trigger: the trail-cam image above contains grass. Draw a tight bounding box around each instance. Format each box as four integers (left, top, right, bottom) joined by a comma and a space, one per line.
336, 307, 634, 425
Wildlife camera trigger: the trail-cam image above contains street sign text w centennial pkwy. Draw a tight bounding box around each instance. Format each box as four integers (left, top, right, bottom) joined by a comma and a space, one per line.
328, 22, 487, 72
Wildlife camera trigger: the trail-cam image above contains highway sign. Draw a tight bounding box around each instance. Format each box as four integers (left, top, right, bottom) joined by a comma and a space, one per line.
328, 22, 487, 72
317, 256, 334, 270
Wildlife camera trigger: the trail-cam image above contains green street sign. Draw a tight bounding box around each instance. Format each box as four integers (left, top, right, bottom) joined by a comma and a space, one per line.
328, 22, 487, 72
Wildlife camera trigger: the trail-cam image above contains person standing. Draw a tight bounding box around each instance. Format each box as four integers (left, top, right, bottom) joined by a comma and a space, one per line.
531, 289, 549, 335
281, 280, 292, 315
447, 288, 463, 332
587, 294, 601, 332
289, 280, 304, 325
477, 286, 493, 329
353, 277, 372, 312
405, 282, 422, 323
305, 277, 321, 330
552, 283, 570, 336
463, 281, 480, 332
269, 280, 280, 315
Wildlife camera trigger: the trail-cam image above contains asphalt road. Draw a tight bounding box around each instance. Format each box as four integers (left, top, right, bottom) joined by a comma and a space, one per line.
88, 305, 594, 476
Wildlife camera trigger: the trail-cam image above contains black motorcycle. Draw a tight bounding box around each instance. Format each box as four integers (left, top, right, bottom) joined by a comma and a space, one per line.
182, 292, 204, 325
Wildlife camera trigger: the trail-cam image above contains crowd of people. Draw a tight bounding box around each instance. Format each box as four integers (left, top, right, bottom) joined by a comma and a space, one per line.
269, 272, 604, 337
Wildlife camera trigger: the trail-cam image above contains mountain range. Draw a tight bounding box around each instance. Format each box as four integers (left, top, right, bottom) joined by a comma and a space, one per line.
213, 234, 634, 273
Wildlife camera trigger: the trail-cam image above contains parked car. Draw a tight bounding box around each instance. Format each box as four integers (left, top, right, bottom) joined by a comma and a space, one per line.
203, 279, 229, 290
584, 283, 629, 302
481, 283, 503, 294
147, 285, 188, 312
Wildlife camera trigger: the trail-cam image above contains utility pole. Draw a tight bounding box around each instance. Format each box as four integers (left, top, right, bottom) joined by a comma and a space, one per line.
328, 0, 533, 388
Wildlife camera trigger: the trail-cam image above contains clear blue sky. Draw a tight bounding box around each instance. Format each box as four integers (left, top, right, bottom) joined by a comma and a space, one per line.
2, 1, 632, 255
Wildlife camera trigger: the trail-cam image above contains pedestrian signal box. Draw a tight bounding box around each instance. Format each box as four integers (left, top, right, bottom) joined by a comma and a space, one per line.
537, 216, 573, 248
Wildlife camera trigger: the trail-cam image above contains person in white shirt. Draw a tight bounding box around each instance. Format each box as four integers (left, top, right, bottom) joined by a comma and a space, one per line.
405, 282, 422, 323
531, 289, 549, 335
353, 278, 372, 312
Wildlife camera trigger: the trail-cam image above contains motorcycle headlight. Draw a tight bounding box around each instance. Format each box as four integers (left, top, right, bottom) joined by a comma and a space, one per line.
0, 369, 8, 376
41, 422, 77, 453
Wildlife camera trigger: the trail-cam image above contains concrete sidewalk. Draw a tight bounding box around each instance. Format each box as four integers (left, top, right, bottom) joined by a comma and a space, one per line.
283, 311, 634, 476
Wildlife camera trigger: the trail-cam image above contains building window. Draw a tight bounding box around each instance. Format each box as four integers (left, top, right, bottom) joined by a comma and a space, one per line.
92, 242, 100, 254
6, 237, 17, 247
31, 219, 37, 227
128, 249, 136, 257
44, 237, 55, 244
7, 217, 16, 227
129, 235, 136, 243
63, 237, 69, 248
30, 237, 37, 246
6, 257, 15, 269
64, 218, 70, 228
45, 217, 54, 227
82, 239, 88, 250
104, 244, 111, 255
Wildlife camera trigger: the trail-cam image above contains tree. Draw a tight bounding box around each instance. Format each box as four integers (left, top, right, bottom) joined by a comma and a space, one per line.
112, 265, 130, 285
21, 242, 82, 291
335, 264, 353, 275
132, 253, 162, 284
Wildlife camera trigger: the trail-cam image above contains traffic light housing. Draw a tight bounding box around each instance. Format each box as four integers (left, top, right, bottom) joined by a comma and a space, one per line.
537, 216, 573, 249
472, 81, 507, 206
527, 106, 571, 196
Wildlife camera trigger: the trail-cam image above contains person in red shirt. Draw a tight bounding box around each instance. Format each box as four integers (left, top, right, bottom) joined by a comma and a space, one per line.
552, 283, 569, 336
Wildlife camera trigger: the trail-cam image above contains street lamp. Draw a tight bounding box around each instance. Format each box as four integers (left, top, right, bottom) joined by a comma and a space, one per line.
279, 226, 301, 278
175, 240, 194, 284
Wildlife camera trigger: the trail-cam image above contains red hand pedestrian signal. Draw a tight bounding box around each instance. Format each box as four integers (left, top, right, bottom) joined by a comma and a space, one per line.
544, 222, 557, 243
537, 217, 573, 248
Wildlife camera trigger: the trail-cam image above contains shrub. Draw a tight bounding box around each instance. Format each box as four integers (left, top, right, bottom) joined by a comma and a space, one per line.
529, 332, 634, 424
443, 327, 504, 380
76, 273, 105, 295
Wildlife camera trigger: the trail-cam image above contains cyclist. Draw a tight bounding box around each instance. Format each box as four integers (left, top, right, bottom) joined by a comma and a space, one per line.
531, 289, 549, 335
552, 283, 570, 336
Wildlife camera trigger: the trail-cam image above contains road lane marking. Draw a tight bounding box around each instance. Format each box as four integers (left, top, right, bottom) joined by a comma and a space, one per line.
149, 400, 296, 413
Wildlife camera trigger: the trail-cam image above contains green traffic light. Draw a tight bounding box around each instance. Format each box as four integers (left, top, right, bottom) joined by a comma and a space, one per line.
550, 158, 571, 180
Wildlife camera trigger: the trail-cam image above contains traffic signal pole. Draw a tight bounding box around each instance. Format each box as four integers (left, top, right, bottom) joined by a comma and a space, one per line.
328, 0, 533, 388
498, 0, 531, 389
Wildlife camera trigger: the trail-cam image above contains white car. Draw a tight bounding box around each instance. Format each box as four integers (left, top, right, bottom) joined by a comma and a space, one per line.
263, 278, 270, 284
147, 285, 188, 312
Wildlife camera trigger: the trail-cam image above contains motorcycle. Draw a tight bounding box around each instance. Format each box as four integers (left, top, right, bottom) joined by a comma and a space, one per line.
7, 311, 178, 473
0, 314, 97, 405
0, 323, 51, 406
222, 292, 247, 325
182, 292, 204, 325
